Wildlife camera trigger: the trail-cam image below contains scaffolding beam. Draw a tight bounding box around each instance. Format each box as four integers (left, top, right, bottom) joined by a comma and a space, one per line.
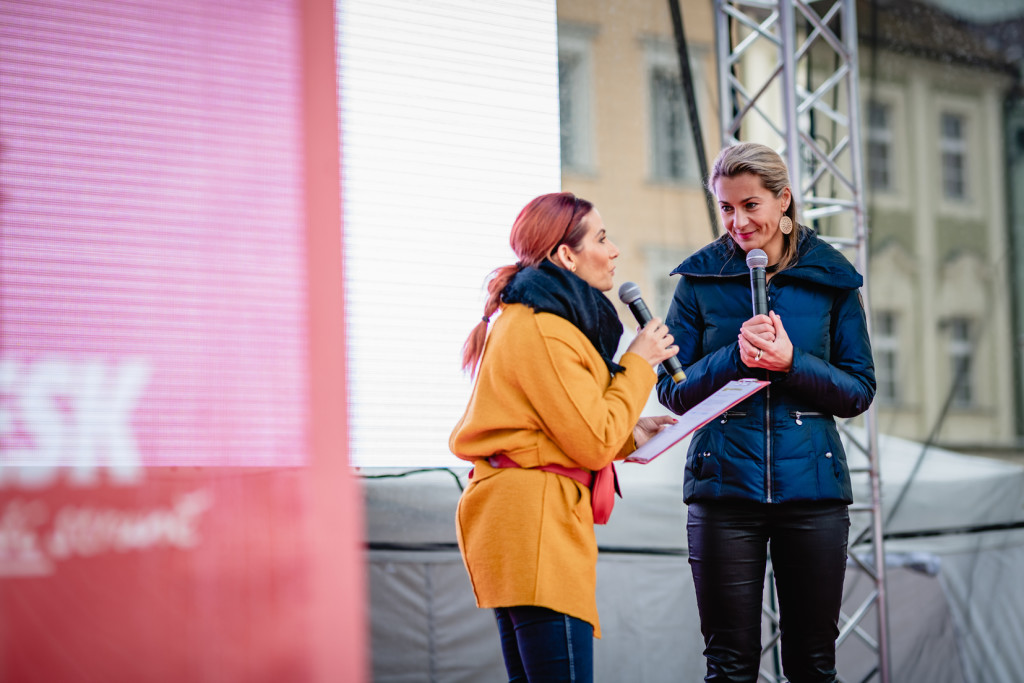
712, 1, 890, 681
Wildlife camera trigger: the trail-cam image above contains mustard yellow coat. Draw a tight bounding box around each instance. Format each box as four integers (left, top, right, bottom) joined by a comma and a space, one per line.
450, 303, 657, 637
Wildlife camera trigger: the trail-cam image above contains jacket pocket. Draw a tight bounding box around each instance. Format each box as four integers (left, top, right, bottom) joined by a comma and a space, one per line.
684, 429, 723, 500
804, 419, 850, 500
717, 410, 748, 425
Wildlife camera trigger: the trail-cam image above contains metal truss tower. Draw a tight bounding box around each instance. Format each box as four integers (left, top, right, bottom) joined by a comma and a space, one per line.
712, 1, 890, 681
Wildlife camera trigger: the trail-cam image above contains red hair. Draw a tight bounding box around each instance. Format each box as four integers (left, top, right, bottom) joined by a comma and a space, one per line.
461, 192, 593, 375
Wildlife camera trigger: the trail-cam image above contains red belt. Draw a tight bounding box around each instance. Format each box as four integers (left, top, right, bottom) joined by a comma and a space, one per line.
475, 454, 620, 524
486, 454, 592, 487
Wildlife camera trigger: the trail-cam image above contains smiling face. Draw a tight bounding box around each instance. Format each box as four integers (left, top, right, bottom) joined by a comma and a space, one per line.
714, 172, 791, 265
554, 208, 619, 291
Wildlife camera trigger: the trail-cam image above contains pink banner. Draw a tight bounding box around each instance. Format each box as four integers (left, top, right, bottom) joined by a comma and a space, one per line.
2, 471, 320, 679
1, 0, 307, 471
1, 0, 364, 679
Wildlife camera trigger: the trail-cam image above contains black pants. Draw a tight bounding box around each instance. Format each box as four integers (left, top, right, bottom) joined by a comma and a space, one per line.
687, 500, 850, 683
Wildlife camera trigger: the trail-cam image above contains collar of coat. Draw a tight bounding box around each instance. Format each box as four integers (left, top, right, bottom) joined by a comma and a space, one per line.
670, 228, 863, 291
502, 259, 626, 376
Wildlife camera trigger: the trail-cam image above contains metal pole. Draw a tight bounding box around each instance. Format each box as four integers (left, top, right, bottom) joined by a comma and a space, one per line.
778, 0, 802, 219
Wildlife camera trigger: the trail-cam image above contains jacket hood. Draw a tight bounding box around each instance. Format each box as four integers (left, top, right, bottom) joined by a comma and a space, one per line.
671, 229, 863, 291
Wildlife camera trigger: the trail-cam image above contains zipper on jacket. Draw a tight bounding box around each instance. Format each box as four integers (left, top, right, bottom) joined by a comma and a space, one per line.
789, 410, 825, 425
764, 287, 773, 503
765, 383, 773, 503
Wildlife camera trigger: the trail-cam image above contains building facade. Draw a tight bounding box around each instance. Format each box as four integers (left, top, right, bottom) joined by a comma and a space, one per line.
555, 0, 1023, 453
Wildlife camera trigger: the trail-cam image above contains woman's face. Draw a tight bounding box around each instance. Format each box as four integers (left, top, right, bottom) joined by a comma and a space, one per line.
714, 172, 791, 264
557, 208, 619, 292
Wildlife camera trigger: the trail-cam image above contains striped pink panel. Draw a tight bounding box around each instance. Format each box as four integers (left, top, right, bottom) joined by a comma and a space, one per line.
0, 0, 308, 471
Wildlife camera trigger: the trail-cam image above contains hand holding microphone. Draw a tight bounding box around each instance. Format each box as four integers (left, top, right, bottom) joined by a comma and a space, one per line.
618, 282, 685, 382
746, 248, 769, 316
741, 249, 793, 370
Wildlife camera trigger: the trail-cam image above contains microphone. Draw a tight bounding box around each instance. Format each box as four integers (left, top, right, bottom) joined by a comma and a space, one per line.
617, 282, 686, 383
746, 248, 769, 316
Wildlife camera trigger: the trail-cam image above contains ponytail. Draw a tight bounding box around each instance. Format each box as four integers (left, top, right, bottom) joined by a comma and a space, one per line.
461, 263, 520, 375
461, 192, 591, 376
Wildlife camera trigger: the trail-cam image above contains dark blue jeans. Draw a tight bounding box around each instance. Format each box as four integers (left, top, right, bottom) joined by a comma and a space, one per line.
494, 606, 594, 683
687, 500, 850, 683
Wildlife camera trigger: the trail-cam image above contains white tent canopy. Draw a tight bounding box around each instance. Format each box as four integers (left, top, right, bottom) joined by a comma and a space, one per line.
364, 426, 1024, 682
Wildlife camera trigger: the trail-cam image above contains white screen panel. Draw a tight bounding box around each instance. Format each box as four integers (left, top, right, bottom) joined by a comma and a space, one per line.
338, 0, 561, 467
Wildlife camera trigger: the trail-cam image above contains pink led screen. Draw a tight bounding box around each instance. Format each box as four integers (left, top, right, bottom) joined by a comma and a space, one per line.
0, 0, 308, 471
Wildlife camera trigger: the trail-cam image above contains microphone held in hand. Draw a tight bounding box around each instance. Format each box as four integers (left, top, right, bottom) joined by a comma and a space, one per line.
746, 248, 769, 316
617, 281, 686, 383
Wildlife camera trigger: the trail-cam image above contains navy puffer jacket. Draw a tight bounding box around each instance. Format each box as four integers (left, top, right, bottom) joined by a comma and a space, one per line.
657, 230, 875, 504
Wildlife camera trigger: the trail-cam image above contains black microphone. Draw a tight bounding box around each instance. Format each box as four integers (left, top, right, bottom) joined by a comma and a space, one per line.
746, 248, 769, 316
617, 282, 685, 383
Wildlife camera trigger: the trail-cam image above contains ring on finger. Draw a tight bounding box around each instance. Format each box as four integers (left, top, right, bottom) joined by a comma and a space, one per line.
754, 348, 763, 361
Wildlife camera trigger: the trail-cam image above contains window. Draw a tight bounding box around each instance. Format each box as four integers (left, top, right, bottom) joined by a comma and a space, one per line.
558, 25, 596, 173
650, 66, 693, 181
645, 246, 691, 320
947, 317, 974, 407
940, 112, 968, 201
866, 101, 893, 192
872, 311, 900, 406
646, 43, 698, 183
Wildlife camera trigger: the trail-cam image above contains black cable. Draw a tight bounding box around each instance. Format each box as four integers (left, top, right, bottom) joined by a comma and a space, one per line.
881, 520, 1024, 541
358, 467, 466, 492
667, 0, 719, 238
865, 3, 993, 532
368, 520, 1024, 556
368, 542, 461, 552
881, 334, 974, 530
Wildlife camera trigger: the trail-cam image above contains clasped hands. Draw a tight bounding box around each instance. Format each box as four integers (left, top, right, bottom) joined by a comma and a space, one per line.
739, 311, 793, 372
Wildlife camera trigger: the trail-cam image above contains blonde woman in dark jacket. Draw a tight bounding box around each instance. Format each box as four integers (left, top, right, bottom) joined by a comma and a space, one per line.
658, 143, 875, 682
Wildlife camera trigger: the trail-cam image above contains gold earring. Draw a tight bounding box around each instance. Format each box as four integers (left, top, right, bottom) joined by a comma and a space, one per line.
779, 215, 793, 235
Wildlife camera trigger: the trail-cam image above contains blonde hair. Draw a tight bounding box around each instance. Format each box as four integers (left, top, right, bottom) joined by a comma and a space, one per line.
707, 142, 803, 272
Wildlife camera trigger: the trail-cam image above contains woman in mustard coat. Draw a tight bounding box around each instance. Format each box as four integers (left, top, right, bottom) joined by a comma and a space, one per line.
451, 192, 678, 682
